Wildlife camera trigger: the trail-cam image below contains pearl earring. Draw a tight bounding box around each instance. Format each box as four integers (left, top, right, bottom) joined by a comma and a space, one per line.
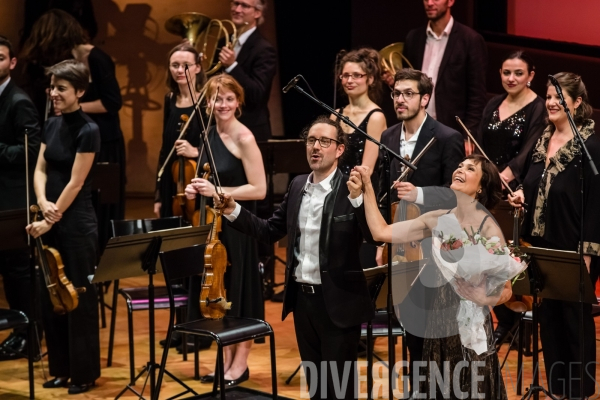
527, 81, 531, 87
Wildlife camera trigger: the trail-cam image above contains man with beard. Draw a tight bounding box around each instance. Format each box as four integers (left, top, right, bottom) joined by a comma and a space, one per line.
403, 0, 487, 141
376, 68, 464, 391
0, 36, 41, 360
212, 116, 377, 399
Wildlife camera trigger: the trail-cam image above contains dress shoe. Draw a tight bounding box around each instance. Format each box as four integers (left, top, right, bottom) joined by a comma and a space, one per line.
159, 336, 182, 348
68, 382, 95, 395
0, 334, 31, 361
199, 374, 215, 383
0, 332, 20, 350
224, 368, 249, 387
493, 325, 511, 344
43, 377, 69, 388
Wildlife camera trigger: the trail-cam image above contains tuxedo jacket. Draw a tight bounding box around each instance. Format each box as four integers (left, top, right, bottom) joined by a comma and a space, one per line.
0, 79, 41, 210
229, 169, 376, 328
377, 116, 464, 214
403, 21, 488, 136
228, 29, 277, 142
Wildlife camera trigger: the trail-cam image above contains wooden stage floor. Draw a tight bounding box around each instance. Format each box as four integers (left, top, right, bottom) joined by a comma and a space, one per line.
0, 197, 598, 399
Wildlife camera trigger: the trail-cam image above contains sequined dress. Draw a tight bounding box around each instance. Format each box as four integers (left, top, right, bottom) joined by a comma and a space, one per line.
336, 107, 384, 175
478, 94, 546, 185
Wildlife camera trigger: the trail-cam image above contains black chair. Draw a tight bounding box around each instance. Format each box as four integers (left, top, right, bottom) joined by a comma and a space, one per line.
155, 245, 278, 400
0, 309, 35, 399
106, 216, 189, 386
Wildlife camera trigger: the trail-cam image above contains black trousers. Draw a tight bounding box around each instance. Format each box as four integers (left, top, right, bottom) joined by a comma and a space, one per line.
0, 249, 34, 334
539, 298, 596, 398
293, 284, 361, 400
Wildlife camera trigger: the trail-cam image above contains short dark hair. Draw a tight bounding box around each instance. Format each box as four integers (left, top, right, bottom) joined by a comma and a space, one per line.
394, 68, 434, 101
501, 50, 536, 74
0, 36, 15, 59
300, 115, 346, 147
46, 60, 90, 93
465, 154, 502, 210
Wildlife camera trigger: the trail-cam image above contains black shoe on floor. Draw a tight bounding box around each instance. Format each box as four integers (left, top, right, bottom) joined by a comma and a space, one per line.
159, 336, 182, 348
224, 368, 249, 388
68, 382, 95, 395
43, 377, 69, 388
199, 374, 215, 383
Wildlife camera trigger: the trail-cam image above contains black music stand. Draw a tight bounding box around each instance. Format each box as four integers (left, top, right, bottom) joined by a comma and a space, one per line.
257, 139, 311, 300
511, 246, 597, 400
94, 226, 210, 400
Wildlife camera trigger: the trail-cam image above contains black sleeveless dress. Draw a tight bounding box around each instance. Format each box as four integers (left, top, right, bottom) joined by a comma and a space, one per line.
155, 94, 202, 217
190, 126, 264, 321
336, 107, 384, 176
41, 108, 101, 385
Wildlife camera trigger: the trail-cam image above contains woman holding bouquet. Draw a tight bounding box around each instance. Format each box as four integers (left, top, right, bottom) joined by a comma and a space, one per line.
508, 72, 600, 399
349, 154, 514, 399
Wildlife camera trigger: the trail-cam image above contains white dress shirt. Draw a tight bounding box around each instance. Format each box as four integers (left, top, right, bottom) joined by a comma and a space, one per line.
400, 114, 428, 204
224, 26, 257, 73
0, 77, 10, 97
421, 16, 454, 120
224, 168, 336, 285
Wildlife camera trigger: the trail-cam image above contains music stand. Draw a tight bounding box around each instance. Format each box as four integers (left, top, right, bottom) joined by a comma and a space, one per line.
257, 139, 311, 300
94, 226, 210, 400
511, 246, 597, 400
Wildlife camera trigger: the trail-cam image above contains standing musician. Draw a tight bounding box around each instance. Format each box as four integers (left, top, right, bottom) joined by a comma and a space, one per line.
184, 74, 266, 386
212, 116, 377, 399
376, 68, 464, 385
403, 0, 487, 144
25, 60, 100, 394
0, 35, 41, 360
154, 43, 205, 218
216, 0, 277, 142
508, 72, 600, 399
477, 51, 546, 344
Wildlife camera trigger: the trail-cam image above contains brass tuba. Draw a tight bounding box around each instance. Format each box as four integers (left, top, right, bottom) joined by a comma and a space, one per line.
379, 42, 413, 77
165, 12, 212, 47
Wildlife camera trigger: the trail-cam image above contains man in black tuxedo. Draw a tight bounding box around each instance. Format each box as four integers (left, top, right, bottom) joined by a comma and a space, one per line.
218, 0, 277, 142
216, 116, 376, 399
376, 68, 464, 389
403, 0, 487, 139
0, 36, 41, 360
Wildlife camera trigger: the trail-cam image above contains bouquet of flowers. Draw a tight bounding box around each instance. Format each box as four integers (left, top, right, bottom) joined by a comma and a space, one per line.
431, 213, 528, 355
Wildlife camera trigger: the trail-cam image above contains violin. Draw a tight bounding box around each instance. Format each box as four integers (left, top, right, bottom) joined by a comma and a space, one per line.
381, 138, 437, 265
170, 114, 198, 224
504, 207, 534, 312
30, 205, 85, 314
200, 202, 231, 319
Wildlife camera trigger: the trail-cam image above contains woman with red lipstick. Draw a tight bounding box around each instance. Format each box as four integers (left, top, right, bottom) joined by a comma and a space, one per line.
184, 74, 266, 387
477, 51, 546, 190
508, 72, 600, 399
154, 43, 206, 218
332, 48, 387, 175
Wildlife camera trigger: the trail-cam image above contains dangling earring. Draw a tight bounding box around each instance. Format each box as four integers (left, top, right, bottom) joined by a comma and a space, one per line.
527, 81, 531, 87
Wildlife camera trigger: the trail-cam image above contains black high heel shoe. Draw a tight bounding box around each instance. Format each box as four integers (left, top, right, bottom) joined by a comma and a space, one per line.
43, 377, 69, 388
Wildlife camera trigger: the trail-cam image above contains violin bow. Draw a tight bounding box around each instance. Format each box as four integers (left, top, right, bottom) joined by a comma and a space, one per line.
379, 136, 437, 203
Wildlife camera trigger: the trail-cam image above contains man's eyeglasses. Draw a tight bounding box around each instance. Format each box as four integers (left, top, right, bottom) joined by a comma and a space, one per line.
339, 73, 367, 81
305, 137, 340, 148
231, 0, 256, 10
391, 90, 421, 100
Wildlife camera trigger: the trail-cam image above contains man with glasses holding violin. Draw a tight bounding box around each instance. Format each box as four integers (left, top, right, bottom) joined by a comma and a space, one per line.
217, 0, 276, 142
215, 116, 377, 399
376, 68, 464, 391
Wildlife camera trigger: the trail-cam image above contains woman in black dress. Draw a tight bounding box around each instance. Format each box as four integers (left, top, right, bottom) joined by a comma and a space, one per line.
478, 51, 546, 189
477, 51, 546, 341
26, 60, 100, 394
185, 74, 267, 386
21, 9, 125, 248
154, 43, 205, 218
509, 72, 600, 399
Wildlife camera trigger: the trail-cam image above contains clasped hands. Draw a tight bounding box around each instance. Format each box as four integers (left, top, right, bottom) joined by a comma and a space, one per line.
185, 178, 217, 199
25, 200, 61, 238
